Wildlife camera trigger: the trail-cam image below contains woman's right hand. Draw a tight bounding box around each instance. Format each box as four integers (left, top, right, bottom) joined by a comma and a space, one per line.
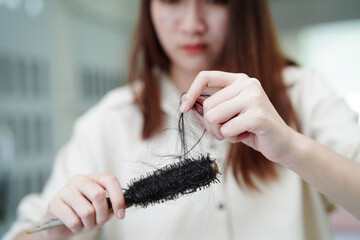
42, 174, 125, 239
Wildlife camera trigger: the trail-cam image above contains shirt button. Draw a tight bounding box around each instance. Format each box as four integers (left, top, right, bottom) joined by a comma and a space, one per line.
218, 203, 225, 210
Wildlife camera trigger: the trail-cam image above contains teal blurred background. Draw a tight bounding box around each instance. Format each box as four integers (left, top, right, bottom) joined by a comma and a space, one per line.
0, 0, 359, 239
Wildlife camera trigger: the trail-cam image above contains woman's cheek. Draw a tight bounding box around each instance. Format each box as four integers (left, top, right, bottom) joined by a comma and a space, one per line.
151, 4, 176, 34
154, 12, 178, 37
156, 17, 176, 48
209, 16, 228, 50
212, 13, 228, 34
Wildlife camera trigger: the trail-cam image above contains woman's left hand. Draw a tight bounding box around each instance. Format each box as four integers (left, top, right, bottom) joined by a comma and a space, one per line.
180, 71, 297, 166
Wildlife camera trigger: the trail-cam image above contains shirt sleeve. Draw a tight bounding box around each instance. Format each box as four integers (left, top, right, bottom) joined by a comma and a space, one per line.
286, 67, 360, 163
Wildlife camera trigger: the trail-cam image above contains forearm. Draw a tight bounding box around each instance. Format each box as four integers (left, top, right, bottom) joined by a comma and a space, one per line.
286, 131, 360, 220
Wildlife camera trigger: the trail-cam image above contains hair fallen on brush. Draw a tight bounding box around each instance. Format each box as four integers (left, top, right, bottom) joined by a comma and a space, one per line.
123, 154, 219, 208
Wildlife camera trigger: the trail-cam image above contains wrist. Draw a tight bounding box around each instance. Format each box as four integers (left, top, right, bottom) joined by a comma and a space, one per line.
280, 128, 312, 170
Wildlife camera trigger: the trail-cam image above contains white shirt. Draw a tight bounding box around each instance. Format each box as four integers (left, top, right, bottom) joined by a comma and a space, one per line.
3, 67, 360, 240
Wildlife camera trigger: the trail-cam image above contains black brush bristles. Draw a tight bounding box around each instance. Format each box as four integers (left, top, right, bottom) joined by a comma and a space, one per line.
124, 154, 220, 208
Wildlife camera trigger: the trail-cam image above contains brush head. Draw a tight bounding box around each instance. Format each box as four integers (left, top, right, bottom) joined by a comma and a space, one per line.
124, 154, 220, 208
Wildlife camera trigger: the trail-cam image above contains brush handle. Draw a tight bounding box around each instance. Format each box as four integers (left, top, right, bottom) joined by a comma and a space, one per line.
26, 219, 64, 234
27, 198, 117, 234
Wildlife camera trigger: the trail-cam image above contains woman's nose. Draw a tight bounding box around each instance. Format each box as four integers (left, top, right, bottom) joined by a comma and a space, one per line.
179, 3, 206, 35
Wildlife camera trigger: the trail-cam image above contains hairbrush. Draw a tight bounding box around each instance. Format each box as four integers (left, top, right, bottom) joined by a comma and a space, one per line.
27, 154, 219, 234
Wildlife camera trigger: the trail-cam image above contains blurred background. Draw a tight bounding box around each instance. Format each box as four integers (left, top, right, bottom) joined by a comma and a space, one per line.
0, 0, 359, 239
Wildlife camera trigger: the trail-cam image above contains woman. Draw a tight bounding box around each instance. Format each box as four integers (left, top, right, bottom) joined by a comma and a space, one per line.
6, 0, 360, 239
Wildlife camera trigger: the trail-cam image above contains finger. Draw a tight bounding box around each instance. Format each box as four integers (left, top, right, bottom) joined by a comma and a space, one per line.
75, 179, 110, 226
205, 92, 251, 125
227, 132, 250, 143
220, 112, 252, 139
181, 71, 247, 112
49, 198, 83, 234
61, 187, 96, 230
203, 79, 244, 111
204, 120, 224, 140
92, 174, 126, 220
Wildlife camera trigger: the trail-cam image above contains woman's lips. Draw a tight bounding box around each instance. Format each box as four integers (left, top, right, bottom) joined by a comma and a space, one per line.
183, 44, 207, 54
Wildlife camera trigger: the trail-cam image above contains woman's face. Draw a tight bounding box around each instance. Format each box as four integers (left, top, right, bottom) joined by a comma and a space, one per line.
151, 0, 229, 73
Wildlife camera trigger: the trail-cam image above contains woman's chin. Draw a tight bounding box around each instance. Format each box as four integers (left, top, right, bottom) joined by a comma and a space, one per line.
177, 62, 211, 74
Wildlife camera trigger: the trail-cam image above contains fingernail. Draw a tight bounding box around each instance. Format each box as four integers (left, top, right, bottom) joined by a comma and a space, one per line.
180, 101, 188, 112
117, 209, 125, 220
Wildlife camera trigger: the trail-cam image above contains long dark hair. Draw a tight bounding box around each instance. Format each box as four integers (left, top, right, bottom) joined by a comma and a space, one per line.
128, 0, 300, 190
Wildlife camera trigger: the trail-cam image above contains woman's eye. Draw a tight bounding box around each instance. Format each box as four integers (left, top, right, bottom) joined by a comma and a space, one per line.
206, 0, 228, 4
161, 0, 179, 4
